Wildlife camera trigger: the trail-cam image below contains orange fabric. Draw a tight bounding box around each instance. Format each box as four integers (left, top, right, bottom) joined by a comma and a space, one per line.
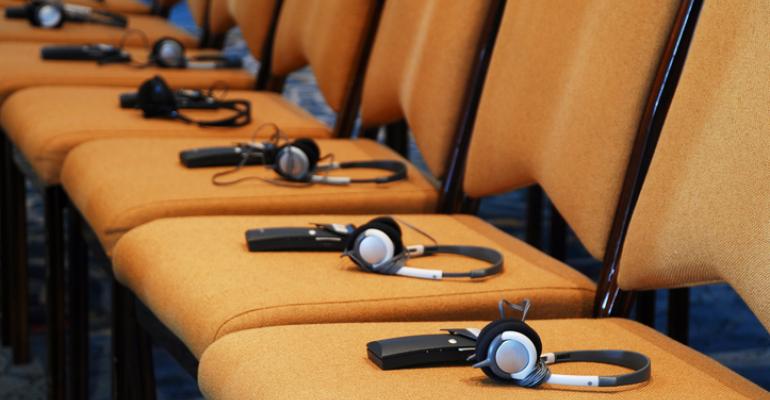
271, 0, 375, 112
61, 137, 438, 252
0, 14, 197, 47
0, 43, 254, 105
0, 0, 151, 14
112, 214, 594, 357
360, 0, 491, 178
1, 85, 330, 184
619, 0, 770, 331
197, 318, 769, 399
462, 1, 679, 260
226, 0, 275, 60
189, 0, 234, 36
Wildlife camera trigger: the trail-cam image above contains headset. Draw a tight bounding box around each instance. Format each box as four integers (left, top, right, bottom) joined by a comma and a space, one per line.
205, 128, 409, 186
5, 1, 127, 29
127, 76, 251, 127
472, 299, 651, 388
343, 217, 503, 280
149, 37, 242, 69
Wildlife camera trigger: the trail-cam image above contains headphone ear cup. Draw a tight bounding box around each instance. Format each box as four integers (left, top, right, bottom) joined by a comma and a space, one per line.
290, 139, 320, 170
152, 37, 186, 68
346, 219, 405, 266
474, 319, 542, 382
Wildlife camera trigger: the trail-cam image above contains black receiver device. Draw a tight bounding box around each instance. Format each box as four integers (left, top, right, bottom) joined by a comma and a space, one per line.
366, 330, 478, 370
179, 142, 276, 168
245, 224, 355, 252
41, 44, 130, 62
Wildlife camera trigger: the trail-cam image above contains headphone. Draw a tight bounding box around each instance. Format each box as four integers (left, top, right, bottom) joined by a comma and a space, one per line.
473, 300, 651, 388
129, 76, 251, 127
343, 217, 503, 280
5, 1, 127, 29
150, 37, 243, 69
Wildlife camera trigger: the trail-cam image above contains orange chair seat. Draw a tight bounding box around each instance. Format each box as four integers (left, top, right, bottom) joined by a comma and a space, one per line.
1, 86, 331, 184
111, 214, 595, 358
62, 137, 439, 252
197, 318, 769, 399
0, 42, 254, 104
0, 14, 196, 47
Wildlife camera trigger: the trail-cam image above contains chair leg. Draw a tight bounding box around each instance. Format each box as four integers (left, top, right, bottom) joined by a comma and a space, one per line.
67, 206, 89, 399
1, 134, 11, 347
44, 187, 66, 400
668, 288, 690, 344
112, 282, 157, 400
8, 150, 30, 365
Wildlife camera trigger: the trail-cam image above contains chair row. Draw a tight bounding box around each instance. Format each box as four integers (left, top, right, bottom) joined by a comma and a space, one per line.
0, 0, 767, 399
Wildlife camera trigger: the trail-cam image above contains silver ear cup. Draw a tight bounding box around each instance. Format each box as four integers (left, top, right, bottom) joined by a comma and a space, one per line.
158, 40, 185, 67
357, 229, 395, 267
277, 146, 310, 180
37, 4, 63, 28
479, 331, 538, 380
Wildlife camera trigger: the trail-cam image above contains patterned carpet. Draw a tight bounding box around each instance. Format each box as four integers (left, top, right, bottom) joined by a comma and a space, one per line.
0, 2, 768, 399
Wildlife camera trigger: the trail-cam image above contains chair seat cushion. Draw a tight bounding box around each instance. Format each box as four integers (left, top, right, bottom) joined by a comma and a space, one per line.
62, 138, 439, 252
0, 14, 195, 47
0, 43, 254, 104
1, 86, 331, 184
197, 318, 769, 399
112, 214, 596, 357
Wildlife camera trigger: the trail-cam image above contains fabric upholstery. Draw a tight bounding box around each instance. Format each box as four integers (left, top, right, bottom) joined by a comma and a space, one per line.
61, 137, 438, 252
0, 0, 151, 14
271, 0, 375, 112
360, 0, 491, 178
197, 318, 769, 399
0, 86, 329, 184
112, 214, 595, 357
226, 0, 275, 60
0, 14, 197, 47
463, 0, 679, 259
0, 43, 254, 105
189, 0, 234, 36
619, 0, 770, 331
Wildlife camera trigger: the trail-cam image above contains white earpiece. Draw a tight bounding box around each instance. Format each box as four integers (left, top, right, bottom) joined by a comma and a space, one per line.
496, 331, 538, 379
358, 229, 395, 268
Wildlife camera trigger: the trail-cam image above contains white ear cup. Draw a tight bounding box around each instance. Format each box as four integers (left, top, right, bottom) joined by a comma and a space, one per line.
357, 229, 395, 267
37, 4, 62, 28
277, 146, 310, 179
496, 331, 538, 380
158, 40, 185, 66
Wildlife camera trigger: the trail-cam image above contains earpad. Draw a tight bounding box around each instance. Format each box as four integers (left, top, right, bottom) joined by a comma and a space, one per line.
474, 319, 542, 382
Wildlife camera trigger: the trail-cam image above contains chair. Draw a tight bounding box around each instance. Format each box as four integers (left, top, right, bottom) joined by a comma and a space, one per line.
0, 0, 381, 397
196, 0, 770, 398
107, 0, 679, 378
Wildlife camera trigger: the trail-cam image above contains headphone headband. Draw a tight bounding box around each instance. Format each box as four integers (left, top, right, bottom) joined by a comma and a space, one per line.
314, 160, 408, 184
129, 76, 251, 127
541, 350, 650, 387
346, 217, 504, 280
474, 300, 652, 388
